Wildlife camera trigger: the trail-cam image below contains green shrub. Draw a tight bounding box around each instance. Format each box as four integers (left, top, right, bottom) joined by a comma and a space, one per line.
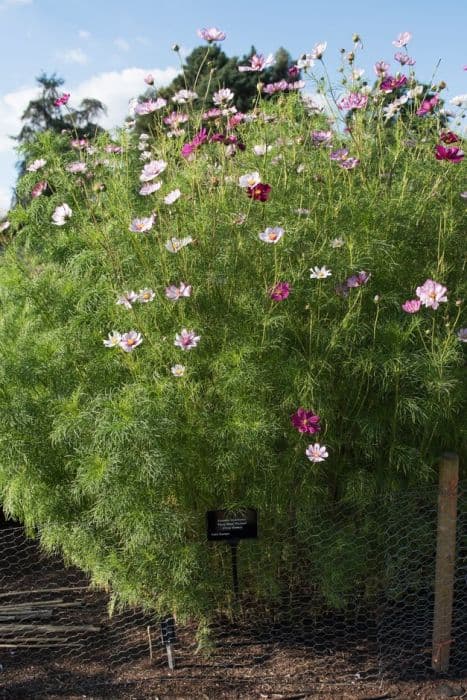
0, 47, 465, 621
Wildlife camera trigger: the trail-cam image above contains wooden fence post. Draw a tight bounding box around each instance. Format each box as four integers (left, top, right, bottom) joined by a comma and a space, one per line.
432, 452, 459, 672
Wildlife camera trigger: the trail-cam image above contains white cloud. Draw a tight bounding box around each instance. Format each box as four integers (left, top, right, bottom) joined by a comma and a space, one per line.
71, 66, 178, 128
78, 30, 91, 40
0, 184, 13, 213
59, 48, 89, 65
114, 38, 130, 52
0, 65, 178, 201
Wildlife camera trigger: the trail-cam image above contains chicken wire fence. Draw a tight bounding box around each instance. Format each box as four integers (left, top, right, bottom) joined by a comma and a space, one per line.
0, 480, 466, 697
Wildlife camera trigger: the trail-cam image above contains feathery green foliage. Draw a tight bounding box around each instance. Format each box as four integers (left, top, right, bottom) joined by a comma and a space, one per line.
0, 52, 465, 623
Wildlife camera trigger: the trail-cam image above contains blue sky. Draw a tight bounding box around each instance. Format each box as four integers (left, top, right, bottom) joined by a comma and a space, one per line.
0, 0, 465, 211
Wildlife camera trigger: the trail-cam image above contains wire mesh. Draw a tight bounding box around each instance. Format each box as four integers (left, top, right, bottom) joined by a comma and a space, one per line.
0, 481, 465, 697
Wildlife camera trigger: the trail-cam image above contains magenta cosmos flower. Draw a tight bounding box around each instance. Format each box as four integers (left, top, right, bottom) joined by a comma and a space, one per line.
416, 94, 439, 116
434, 145, 464, 163
31, 180, 49, 198
401, 299, 421, 314
197, 27, 226, 42
380, 75, 407, 92
54, 93, 70, 107
306, 443, 329, 463
174, 328, 200, 350
269, 281, 291, 301
291, 408, 321, 435
416, 279, 448, 309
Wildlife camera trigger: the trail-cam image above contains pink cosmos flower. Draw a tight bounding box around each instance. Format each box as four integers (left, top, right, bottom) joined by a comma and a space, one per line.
140, 160, 167, 182
27, 158, 47, 172
374, 60, 390, 77
311, 130, 333, 145
394, 52, 416, 66
402, 299, 421, 314
247, 183, 271, 201
197, 27, 226, 42
306, 443, 329, 463
135, 98, 167, 115
129, 214, 155, 233
291, 408, 321, 434
288, 65, 300, 78
339, 157, 360, 169
116, 291, 138, 309
392, 32, 412, 48
416, 94, 439, 116
457, 328, 467, 343
434, 145, 464, 163
269, 281, 291, 301
259, 226, 284, 243
165, 282, 192, 301
416, 279, 448, 309
172, 89, 198, 104
163, 112, 189, 127
139, 181, 162, 196
380, 75, 408, 92
144, 74, 154, 85
119, 331, 143, 352
71, 138, 88, 150
238, 53, 275, 72
31, 180, 49, 198
104, 144, 123, 154
66, 161, 87, 174
330, 148, 349, 161
54, 93, 70, 107
262, 80, 289, 95
338, 93, 368, 110
174, 328, 200, 350
346, 271, 370, 288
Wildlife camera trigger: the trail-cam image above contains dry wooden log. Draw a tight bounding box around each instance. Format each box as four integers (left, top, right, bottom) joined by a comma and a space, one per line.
0, 599, 64, 610
0, 610, 54, 621
0, 586, 88, 599
0, 624, 100, 632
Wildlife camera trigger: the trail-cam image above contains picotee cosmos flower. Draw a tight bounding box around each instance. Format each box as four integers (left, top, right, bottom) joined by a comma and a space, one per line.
415, 279, 448, 309
259, 226, 284, 243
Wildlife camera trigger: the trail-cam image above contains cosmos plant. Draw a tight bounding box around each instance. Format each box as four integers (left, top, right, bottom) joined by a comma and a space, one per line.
0, 26, 465, 622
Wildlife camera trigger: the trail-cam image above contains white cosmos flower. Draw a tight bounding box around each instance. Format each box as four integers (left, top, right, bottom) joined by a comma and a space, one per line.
253, 144, 272, 156
238, 171, 261, 188
164, 189, 181, 205
103, 331, 122, 348
310, 265, 332, 279
52, 203, 72, 226
171, 364, 186, 377
165, 236, 193, 253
